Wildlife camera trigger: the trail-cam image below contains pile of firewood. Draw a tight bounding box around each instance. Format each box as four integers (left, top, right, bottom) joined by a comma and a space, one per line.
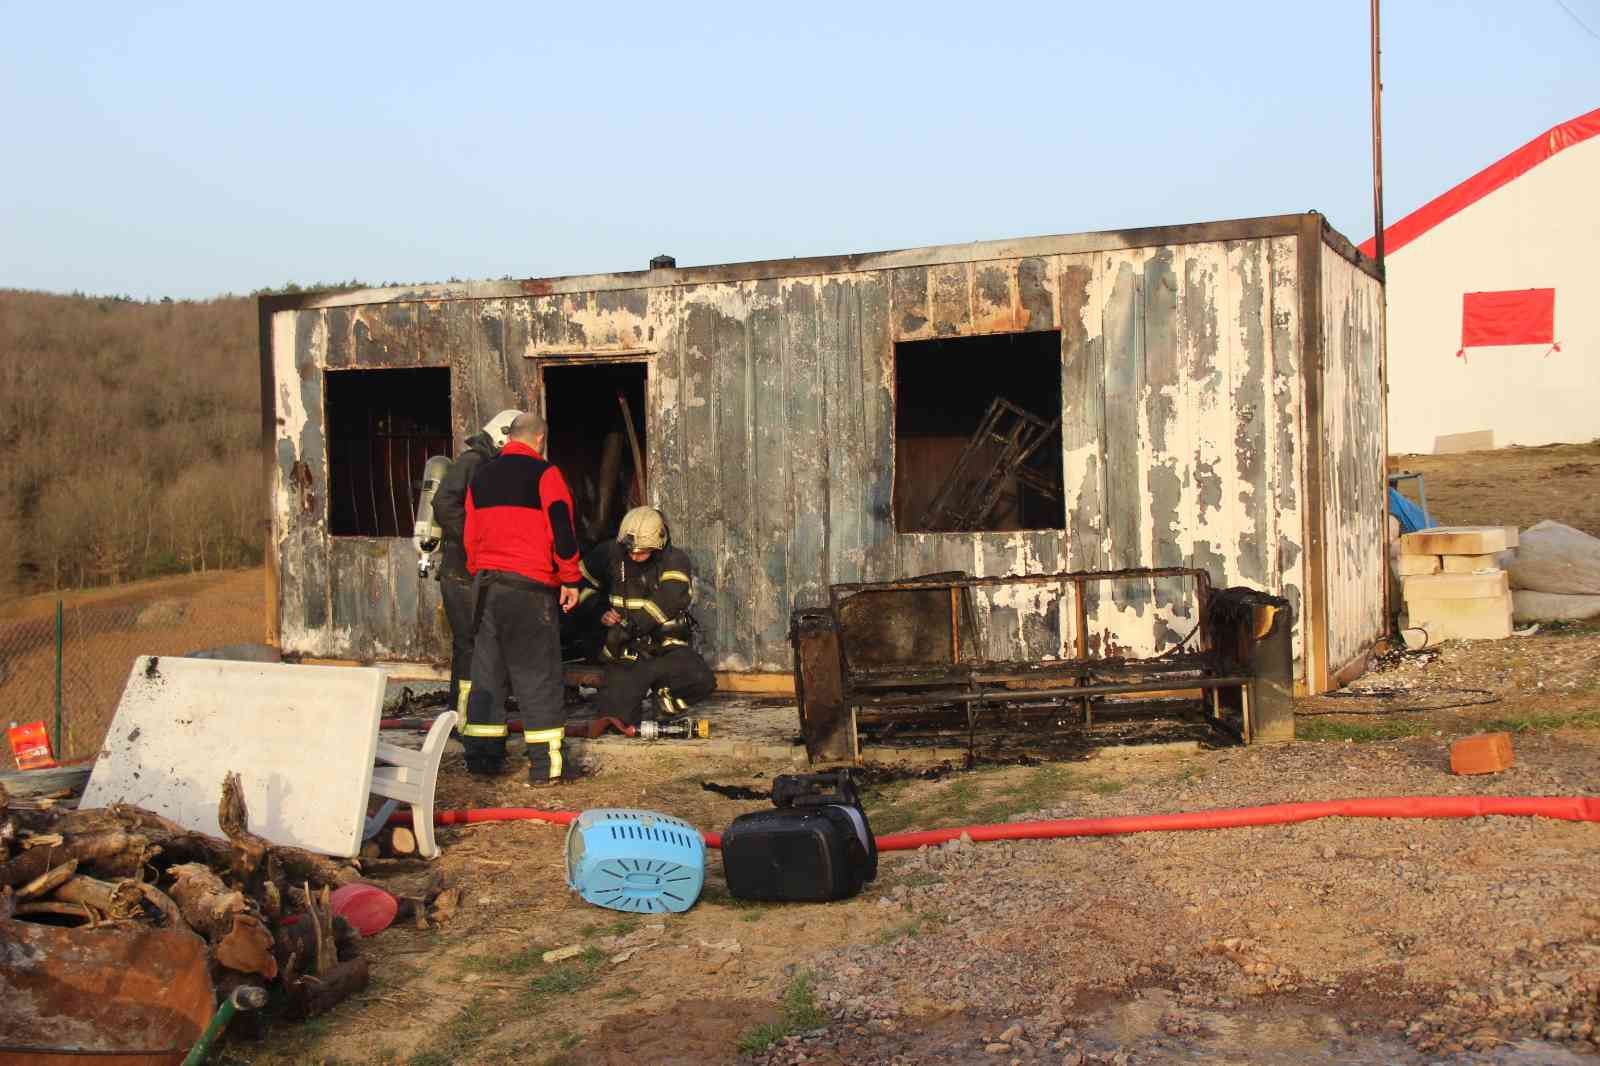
0, 772, 442, 1021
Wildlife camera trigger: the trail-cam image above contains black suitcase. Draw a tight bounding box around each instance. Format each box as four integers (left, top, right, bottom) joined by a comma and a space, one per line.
722, 771, 877, 903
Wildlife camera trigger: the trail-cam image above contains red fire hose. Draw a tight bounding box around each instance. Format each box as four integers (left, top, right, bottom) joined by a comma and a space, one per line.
424, 796, 1600, 853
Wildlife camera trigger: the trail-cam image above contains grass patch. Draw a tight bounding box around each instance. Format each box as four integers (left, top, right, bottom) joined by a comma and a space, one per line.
1479, 708, 1600, 734
864, 763, 1099, 835
579, 916, 640, 939
458, 942, 551, 976
408, 1002, 501, 1066
874, 911, 946, 944
736, 970, 827, 1053
1296, 717, 1431, 743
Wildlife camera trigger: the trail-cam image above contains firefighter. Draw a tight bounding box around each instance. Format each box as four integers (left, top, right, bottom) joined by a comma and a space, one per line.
431, 408, 521, 714
462, 411, 583, 783
576, 506, 716, 724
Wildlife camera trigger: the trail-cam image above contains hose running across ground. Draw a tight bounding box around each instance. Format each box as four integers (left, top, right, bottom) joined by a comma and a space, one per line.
424, 796, 1600, 853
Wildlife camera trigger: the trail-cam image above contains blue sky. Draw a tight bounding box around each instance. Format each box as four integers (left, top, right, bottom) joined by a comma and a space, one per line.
2, 1, 1596, 300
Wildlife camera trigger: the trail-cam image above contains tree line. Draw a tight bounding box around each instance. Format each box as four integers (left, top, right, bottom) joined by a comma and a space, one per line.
0, 289, 274, 598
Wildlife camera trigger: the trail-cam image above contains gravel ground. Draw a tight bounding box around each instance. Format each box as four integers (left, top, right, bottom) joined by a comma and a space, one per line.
751, 734, 1600, 1065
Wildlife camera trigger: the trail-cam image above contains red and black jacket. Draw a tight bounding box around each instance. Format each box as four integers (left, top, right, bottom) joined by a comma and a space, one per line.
464, 441, 581, 588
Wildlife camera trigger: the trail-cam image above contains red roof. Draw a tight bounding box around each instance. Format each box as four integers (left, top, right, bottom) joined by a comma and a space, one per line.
1360, 107, 1600, 257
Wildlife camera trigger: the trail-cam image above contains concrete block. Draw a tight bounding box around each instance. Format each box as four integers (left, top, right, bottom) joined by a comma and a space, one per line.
1433, 430, 1494, 454
1403, 572, 1510, 601
1441, 554, 1502, 574
1403, 593, 1514, 642
1450, 732, 1514, 775
1400, 526, 1516, 556
1393, 554, 1442, 577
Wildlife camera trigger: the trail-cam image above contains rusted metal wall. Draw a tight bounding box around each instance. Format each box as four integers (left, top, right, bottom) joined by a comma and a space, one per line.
1318, 236, 1387, 676
266, 215, 1382, 689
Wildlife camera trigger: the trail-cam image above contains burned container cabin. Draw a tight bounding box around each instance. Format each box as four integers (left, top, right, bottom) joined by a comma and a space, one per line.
260, 211, 1385, 695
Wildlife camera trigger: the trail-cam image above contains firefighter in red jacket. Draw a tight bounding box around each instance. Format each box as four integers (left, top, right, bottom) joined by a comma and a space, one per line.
462, 411, 582, 783
576, 507, 716, 724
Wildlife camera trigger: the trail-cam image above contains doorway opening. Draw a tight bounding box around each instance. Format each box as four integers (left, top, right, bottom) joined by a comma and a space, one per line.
893, 330, 1065, 532
325, 367, 452, 537
541, 362, 648, 550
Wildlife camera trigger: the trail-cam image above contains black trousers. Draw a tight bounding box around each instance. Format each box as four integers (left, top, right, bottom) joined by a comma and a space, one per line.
440, 576, 475, 712
464, 577, 567, 779
593, 646, 717, 725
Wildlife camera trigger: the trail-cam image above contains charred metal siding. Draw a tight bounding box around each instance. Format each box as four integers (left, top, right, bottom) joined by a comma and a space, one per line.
263, 213, 1385, 692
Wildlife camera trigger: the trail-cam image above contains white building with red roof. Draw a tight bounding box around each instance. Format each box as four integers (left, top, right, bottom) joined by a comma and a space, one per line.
1362, 108, 1600, 454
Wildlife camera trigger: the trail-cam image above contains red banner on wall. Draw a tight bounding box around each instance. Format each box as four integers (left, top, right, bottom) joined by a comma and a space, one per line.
1459, 288, 1556, 352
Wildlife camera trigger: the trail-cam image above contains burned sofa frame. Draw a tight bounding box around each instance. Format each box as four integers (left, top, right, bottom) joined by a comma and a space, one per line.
791, 566, 1294, 764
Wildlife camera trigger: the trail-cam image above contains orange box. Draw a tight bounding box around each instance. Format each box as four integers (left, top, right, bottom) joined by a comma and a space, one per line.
6, 720, 57, 770
1450, 732, 1514, 775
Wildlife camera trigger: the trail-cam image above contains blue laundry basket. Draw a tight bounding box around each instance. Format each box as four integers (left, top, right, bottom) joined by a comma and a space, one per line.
565, 808, 706, 913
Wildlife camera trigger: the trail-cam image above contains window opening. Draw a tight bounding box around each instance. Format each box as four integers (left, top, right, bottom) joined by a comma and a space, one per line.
894, 331, 1064, 532
325, 367, 452, 537
542, 362, 648, 549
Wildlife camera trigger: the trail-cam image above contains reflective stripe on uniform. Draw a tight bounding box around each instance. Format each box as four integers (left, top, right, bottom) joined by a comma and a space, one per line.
525, 726, 564, 780
638, 599, 668, 624
578, 587, 597, 603
579, 560, 598, 586
456, 680, 473, 718
658, 570, 690, 584
660, 637, 689, 648
459, 720, 508, 739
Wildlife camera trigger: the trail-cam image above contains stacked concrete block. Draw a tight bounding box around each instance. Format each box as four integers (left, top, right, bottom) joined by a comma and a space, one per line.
1397, 527, 1518, 643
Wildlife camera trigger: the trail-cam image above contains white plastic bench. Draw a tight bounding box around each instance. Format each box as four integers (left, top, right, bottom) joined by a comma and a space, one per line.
369, 711, 457, 859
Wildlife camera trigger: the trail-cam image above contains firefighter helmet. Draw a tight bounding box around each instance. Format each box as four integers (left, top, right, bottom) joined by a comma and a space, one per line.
618, 507, 669, 552
482, 409, 522, 450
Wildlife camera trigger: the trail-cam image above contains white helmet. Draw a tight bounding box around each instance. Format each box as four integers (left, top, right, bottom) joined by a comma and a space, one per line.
482, 409, 522, 450
618, 507, 669, 552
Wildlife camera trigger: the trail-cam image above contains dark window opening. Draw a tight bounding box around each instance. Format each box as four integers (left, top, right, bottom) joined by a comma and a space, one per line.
543, 362, 648, 550
894, 331, 1065, 533
326, 367, 452, 537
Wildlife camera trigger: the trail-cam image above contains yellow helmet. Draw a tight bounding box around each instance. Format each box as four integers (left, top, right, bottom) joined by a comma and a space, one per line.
618, 507, 669, 552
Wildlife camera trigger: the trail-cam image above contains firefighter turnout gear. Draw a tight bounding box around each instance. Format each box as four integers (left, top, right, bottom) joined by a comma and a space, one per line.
430, 428, 500, 710
463, 441, 582, 782
576, 537, 716, 725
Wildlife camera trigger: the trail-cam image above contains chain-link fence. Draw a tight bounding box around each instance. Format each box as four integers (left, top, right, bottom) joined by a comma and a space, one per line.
0, 574, 263, 770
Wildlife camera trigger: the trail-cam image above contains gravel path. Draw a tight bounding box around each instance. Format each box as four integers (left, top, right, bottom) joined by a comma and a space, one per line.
751, 733, 1600, 1064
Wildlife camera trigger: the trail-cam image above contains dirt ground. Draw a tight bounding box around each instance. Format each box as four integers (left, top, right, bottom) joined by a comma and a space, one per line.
1389, 441, 1600, 536
214, 612, 1600, 1066
0, 568, 263, 767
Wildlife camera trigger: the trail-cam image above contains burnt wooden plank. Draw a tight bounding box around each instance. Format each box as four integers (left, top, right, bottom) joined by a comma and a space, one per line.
929, 263, 970, 337
749, 279, 789, 668
679, 290, 725, 667
590, 288, 651, 348
502, 299, 536, 406
387, 541, 423, 660
890, 266, 930, 341
713, 285, 755, 668
1142, 248, 1186, 638
1266, 236, 1304, 672
784, 280, 828, 616
352, 304, 417, 367
646, 288, 686, 540
328, 540, 393, 661
560, 291, 591, 348
324, 307, 352, 369
290, 310, 329, 635
1019, 533, 1065, 659
820, 277, 864, 586
1230, 242, 1271, 586
978, 535, 1022, 662
1017, 256, 1055, 332
972, 262, 1016, 334
858, 273, 897, 581
1057, 257, 1104, 639
1102, 252, 1148, 613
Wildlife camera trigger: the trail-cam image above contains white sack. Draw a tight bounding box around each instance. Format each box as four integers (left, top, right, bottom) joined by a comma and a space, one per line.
1512, 589, 1600, 622
1505, 520, 1600, 596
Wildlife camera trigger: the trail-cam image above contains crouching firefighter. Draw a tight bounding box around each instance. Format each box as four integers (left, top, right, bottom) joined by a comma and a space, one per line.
461, 411, 583, 784
577, 507, 716, 724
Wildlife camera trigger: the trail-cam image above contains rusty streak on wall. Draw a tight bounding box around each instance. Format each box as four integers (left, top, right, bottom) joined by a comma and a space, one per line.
263, 213, 1385, 692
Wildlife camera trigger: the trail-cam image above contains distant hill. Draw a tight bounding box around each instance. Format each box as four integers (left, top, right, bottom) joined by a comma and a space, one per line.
0, 289, 268, 597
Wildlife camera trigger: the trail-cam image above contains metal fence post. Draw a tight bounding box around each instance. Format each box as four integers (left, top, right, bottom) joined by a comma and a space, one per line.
55, 599, 64, 759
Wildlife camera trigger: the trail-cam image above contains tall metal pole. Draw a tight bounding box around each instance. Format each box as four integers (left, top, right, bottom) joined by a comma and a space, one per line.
1371, 0, 1386, 271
